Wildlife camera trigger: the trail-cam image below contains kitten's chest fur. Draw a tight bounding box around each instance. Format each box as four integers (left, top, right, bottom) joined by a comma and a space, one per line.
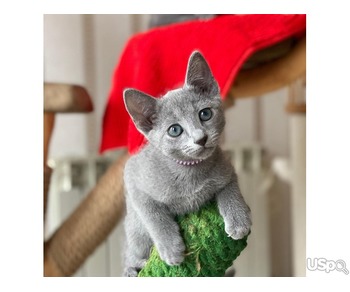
160, 173, 219, 214
125, 144, 234, 215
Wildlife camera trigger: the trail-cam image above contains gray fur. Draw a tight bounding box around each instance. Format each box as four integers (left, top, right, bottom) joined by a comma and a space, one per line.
122, 51, 252, 277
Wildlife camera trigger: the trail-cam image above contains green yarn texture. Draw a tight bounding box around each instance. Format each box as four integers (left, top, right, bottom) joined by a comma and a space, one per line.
138, 201, 249, 277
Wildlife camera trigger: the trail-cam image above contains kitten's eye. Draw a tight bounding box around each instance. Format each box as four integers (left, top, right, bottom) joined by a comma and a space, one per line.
167, 124, 183, 137
199, 108, 212, 121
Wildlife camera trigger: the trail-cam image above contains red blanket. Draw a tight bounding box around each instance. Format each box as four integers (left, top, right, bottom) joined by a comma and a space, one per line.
100, 14, 306, 154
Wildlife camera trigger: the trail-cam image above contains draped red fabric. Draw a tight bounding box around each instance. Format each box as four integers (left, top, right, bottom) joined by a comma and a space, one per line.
99, 14, 306, 154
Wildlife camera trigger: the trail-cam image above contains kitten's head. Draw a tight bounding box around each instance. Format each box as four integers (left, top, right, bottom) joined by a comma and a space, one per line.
124, 51, 225, 162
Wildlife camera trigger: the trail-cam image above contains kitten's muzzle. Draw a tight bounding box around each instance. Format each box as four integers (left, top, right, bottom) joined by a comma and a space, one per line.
194, 135, 208, 147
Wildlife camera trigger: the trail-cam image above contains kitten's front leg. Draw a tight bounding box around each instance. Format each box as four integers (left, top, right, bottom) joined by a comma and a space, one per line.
216, 177, 252, 240
132, 195, 186, 266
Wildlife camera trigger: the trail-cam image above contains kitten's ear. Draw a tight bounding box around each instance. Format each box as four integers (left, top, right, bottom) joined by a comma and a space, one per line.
123, 89, 157, 134
185, 51, 219, 96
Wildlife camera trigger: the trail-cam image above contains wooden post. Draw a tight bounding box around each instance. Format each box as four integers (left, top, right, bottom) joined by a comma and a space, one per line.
287, 77, 306, 276
229, 37, 306, 99
44, 112, 55, 219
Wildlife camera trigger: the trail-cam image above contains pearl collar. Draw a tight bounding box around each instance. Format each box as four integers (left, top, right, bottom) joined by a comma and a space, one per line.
173, 159, 203, 166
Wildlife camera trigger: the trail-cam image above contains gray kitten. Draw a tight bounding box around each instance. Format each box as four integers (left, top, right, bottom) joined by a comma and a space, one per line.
122, 51, 252, 277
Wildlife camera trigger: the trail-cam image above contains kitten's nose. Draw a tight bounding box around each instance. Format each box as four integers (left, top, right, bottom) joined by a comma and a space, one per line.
194, 135, 208, 146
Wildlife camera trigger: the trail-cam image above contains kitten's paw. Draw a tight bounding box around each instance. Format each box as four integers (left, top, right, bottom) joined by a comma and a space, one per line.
123, 259, 148, 277
225, 224, 250, 240
157, 238, 186, 266
224, 212, 252, 240
123, 267, 139, 277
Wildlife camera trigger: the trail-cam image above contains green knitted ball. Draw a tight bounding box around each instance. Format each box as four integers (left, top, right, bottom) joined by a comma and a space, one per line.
138, 201, 249, 277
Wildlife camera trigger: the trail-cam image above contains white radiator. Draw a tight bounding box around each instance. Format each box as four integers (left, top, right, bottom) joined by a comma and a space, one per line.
223, 143, 274, 276
46, 143, 274, 276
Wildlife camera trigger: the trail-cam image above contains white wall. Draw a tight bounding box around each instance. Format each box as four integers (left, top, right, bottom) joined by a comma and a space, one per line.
44, 15, 89, 157
44, 14, 151, 158
224, 88, 289, 157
